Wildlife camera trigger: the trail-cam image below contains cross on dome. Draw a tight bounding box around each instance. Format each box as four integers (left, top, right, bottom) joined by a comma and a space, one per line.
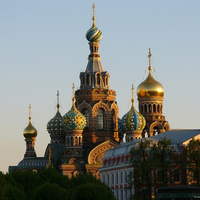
29, 103, 31, 121
131, 84, 134, 104
148, 48, 152, 70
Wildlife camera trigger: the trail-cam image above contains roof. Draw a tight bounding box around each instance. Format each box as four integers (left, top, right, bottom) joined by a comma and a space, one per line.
103, 129, 200, 159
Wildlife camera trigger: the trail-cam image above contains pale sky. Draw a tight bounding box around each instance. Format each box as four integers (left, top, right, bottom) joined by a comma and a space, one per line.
1, 1, 200, 173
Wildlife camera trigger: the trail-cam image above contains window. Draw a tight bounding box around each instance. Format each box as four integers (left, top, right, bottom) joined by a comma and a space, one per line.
112, 174, 114, 185
97, 74, 100, 85
121, 172, 123, 184
84, 109, 89, 127
97, 109, 103, 129
149, 104, 152, 113
153, 104, 156, 112
107, 174, 109, 185
86, 74, 90, 85
125, 171, 127, 183
116, 173, 118, 184
173, 169, 180, 182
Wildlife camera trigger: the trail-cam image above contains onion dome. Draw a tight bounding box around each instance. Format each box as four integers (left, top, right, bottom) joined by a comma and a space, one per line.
23, 104, 37, 139
47, 94, 66, 135
122, 85, 146, 131
137, 48, 164, 98
86, 4, 102, 42
63, 83, 86, 130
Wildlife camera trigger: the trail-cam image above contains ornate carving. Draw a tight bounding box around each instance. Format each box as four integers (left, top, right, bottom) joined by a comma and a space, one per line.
88, 140, 119, 164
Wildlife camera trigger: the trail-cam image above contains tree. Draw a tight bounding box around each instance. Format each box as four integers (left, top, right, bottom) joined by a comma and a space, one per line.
39, 166, 71, 190
151, 138, 179, 187
0, 172, 7, 200
129, 139, 154, 200
129, 138, 180, 200
71, 182, 116, 200
33, 182, 69, 200
183, 137, 200, 187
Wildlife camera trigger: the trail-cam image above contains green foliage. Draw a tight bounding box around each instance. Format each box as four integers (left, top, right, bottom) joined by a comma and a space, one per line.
184, 137, 200, 187
2, 168, 115, 200
10, 169, 41, 199
70, 172, 100, 187
71, 182, 116, 200
6, 183, 26, 200
151, 138, 179, 187
39, 166, 71, 189
129, 139, 153, 200
129, 138, 179, 200
0, 172, 7, 200
33, 182, 69, 200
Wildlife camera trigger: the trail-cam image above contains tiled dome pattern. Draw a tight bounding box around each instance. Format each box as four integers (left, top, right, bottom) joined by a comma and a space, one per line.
63, 103, 86, 130
47, 111, 66, 134
122, 104, 145, 131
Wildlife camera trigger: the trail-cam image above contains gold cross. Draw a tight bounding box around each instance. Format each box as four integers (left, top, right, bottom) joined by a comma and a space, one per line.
57, 90, 59, 105
72, 83, 75, 98
29, 103, 31, 120
92, 3, 95, 17
131, 84, 134, 99
148, 48, 152, 67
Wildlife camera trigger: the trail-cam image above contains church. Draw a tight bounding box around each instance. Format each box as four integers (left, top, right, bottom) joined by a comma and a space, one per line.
9, 5, 170, 178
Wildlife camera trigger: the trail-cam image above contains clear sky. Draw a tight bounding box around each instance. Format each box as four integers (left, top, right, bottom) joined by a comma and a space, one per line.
0, 1, 200, 173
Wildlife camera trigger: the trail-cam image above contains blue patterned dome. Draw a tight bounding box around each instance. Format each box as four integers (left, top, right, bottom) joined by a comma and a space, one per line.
122, 95, 146, 132
63, 98, 86, 130
86, 13, 102, 42
47, 104, 66, 135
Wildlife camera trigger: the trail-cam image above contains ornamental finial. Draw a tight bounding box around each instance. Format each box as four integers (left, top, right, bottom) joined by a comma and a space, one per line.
72, 83, 75, 104
92, 3, 96, 27
57, 90, 60, 111
29, 103, 31, 121
131, 84, 134, 104
148, 48, 152, 70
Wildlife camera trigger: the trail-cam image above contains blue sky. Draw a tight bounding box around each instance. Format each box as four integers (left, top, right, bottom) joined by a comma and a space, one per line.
0, 1, 200, 173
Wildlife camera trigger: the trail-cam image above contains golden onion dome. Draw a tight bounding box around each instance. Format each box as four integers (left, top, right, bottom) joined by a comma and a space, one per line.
23, 117, 37, 139
23, 104, 37, 139
137, 48, 164, 98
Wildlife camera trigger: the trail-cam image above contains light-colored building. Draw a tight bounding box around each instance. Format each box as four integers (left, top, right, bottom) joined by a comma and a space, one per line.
99, 129, 200, 200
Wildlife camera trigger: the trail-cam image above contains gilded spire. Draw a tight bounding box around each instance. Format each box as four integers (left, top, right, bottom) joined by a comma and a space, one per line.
72, 83, 75, 104
57, 90, 60, 111
131, 84, 134, 105
148, 48, 152, 71
29, 103, 31, 121
92, 3, 95, 27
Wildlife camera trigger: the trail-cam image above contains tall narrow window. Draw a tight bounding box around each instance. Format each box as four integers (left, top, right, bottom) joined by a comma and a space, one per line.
121, 172, 123, 184
97, 74, 100, 85
97, 109, 103, 129
116, 173, 118, 184
84, 109, 89, 128
149, 104, 152, 113
86, 74, 90, 85
144, 105, 147, 113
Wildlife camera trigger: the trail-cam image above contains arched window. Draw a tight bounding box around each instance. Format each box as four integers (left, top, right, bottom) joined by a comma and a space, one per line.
140, 105, 143, 113
153, 104, 156, 112
111, 109, 115, 130
105, 76, 108, 86
149, 104, 152, 113
97, 109, 104, 129
157, 105, 160, 113
97, 74, 100, 85
86, 74, 90, 85
84, 109, 89, 128
144, 105, 147, 113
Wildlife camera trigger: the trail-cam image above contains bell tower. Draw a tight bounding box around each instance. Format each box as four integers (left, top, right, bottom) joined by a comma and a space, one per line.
75, 4, 120, 146
137, 48, 170, 137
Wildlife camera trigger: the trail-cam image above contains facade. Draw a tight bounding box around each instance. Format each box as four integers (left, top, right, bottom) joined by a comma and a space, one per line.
99, 129, 200, 200
9, 5, 170, 179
